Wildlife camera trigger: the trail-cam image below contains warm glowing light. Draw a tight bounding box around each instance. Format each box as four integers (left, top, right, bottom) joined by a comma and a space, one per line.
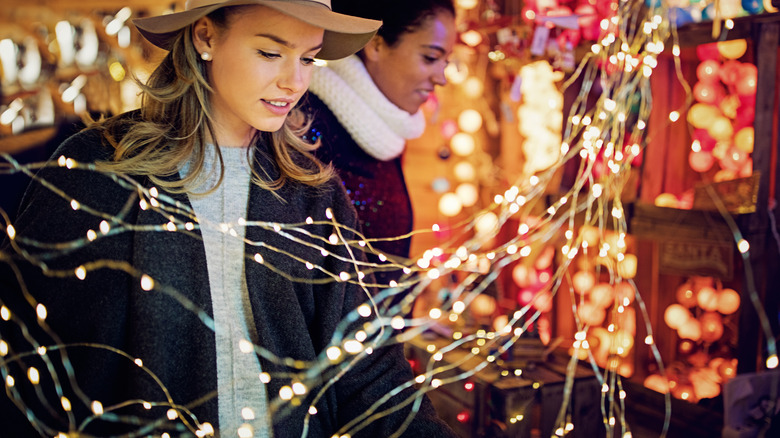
27, 367, 40, 384
458, 109, 483, 133
439, 193, 463, 217
344, 340, 363, 354
141, 275, 154, 291
357, 304, 372, 318
280, 386, 294, 400
457, 0, 479, 9
461, 30, 483, 47
292, 382, 307, 395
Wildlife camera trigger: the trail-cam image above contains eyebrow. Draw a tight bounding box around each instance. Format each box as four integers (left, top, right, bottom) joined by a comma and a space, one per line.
255, 33, 323, 52
421, 44, 447, 55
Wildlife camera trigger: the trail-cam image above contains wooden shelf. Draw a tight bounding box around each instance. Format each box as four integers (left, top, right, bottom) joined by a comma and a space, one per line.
675, 12, 780, 46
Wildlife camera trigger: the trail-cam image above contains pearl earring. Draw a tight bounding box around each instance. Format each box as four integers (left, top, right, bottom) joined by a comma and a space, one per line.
201, 52, 212, 61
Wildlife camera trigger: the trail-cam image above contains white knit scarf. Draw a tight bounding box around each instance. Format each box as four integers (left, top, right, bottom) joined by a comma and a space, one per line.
308, 55, 426, 161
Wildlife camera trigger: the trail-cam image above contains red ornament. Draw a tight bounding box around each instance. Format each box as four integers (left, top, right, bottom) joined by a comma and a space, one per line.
697, 42, 721, 61
576, 4, 599, 41
693, 128, 717, 152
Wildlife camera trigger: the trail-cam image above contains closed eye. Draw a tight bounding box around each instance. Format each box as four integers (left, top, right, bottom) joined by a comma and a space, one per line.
258, 50, 281, 59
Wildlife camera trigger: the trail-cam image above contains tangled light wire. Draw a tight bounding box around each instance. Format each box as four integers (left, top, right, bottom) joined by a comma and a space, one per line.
2, 1, 779, 437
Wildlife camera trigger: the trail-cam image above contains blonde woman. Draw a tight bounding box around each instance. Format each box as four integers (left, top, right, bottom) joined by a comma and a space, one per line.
1, 1, 455, 437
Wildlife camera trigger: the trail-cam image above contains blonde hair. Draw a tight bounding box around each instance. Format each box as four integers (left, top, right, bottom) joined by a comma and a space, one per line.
91, 6, 332, 194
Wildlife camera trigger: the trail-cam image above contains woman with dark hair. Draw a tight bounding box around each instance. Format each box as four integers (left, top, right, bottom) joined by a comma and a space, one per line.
302, 0, 457, 291
0, 1, 456, 437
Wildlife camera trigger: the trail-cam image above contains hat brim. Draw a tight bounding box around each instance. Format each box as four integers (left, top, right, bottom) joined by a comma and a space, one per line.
133, 0, 381, 60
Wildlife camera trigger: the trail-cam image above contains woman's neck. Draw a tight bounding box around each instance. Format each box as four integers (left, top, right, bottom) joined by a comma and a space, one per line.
210, 125, 256, 148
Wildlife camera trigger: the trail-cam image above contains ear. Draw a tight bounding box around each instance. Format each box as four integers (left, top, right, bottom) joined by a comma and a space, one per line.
361, 35, 385, 63
192, 17, 217, 55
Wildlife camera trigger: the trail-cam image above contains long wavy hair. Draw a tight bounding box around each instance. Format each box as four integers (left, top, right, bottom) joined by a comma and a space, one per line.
91, 6, 333, 195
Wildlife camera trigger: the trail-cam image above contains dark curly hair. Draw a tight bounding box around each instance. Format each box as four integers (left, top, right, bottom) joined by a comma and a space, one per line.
332, 0, 455, 47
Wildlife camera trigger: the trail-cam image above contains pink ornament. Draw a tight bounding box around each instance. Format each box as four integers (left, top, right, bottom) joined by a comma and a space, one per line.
696, 59, 721, 83
717, 288, 741, 314
718, 358, 738, 380
696, 286, 719, 311
689, 149, 715, 173
676, 283, 698, 307
644, 374, 671, 394
699, 312, 724, 343
518, 289, 535, 305
678, 318, 702, 341
736, 71, 758, 96
719, 146, 749, 172
534, 245, 555, 270
572, 270, 596, 294
693, 81, 723, 104
679, 190, 694, 210
719, 60, 742, 85
739, 158, 753, 178
673, 382, 698, 403
440, 119, 458, 140
512, 264, 537, 288
471, 294, 497, 317
615, 282, 635, 304
616, 306, 637, 336
590, 283, 615, 308
531, 290, 553, 313
577, 301, 606, 326
664, 303, 691, 329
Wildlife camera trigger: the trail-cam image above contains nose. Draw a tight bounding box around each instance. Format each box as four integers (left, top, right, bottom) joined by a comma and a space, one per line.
432, 62, 447, 87
278, 59, 307, 94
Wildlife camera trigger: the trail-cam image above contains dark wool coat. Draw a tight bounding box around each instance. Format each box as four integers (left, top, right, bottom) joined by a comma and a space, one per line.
0, 125, 455, 437
301, 93, 414, 286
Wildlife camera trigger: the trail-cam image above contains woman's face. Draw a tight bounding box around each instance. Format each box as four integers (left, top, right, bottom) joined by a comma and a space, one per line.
364, 10, 456, 114
194, 6, 323, 145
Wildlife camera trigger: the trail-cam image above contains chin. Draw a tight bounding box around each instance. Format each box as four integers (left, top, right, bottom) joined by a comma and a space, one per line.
403, 98, 425, 114
254, 120, 287, 133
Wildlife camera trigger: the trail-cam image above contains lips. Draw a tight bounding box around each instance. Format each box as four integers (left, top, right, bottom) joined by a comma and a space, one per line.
261, 98, 294, 116
417, 89, 434, 100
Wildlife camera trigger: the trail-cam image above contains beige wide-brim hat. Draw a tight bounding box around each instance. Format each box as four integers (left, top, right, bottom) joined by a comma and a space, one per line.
133, 0, 381, 60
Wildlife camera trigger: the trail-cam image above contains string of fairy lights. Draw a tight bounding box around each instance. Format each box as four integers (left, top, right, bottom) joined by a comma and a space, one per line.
2, 1, 780, 437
